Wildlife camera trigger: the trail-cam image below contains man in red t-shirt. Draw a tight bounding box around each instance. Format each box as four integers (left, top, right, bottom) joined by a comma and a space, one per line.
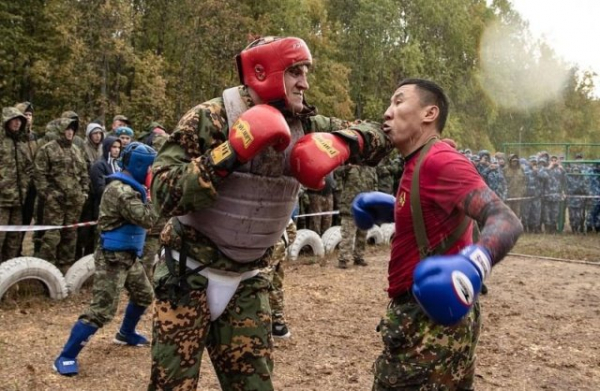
352, 78, 523, 390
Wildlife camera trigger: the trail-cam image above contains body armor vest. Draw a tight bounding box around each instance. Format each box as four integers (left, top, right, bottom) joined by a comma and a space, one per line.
100, 173, 148, 257
177, 88, 303, 262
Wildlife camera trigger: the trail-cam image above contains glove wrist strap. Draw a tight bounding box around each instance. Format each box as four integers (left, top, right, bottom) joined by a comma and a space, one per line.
461, 245, 492, 280
206, 141, 240, 178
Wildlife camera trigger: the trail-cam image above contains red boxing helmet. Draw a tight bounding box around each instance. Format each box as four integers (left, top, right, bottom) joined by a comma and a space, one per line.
237, 36, 312, 104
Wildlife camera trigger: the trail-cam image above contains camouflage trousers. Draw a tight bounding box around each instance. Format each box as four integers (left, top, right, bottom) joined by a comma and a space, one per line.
339, 215, 367, 263
373, 293, 481, 390
80, 249, 154, 328
568, 207, 585, 233
36, 195, 84, 266
521, 198, 542, 232
141, 235, 161, 280
0, 206, 23, 263
149, 255, 274, 391
542, 200, 560, 232
307, 192, 334, 235
266, 238, 288, 324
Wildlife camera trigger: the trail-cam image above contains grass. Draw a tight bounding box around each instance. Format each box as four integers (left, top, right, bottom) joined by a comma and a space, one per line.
510, 232, 600, 262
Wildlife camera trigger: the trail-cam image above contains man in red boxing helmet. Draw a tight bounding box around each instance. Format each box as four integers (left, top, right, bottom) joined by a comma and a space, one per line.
148, 36, 391, 390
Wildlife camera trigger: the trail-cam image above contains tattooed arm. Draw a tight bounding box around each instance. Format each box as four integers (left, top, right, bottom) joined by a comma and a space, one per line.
462, 187, 524, 265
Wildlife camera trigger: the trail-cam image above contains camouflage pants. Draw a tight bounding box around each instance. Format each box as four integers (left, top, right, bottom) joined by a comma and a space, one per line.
373, 293, 481, 390
0, 206, 23, 263
542, 200, 560, 232
506, 199, 521, 220
149, 256, 274, 391
522, 198, 541, 232
568, 207, 585, 233
307, 192, 334, 235
80, 249, 154, 328
36, 195, 84, 266
141, 235, 161, 280
266, 238, 287, 324
339, 215, 367, 263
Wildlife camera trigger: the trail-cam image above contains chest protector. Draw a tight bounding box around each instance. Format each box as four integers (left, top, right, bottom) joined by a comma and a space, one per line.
177, 87, 303, 263
100, 173, 148, 257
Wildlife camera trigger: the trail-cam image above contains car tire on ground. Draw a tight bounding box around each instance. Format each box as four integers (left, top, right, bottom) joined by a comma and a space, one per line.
367, 225, 384, 245
0, 257, 68, 300
321, 226, 342, 254
64, 254, 96, 295
288, 229, 325, 261
380, 223, 395, 244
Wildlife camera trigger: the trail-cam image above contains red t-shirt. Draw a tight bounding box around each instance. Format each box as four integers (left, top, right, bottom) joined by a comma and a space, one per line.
388, 142, 487, 298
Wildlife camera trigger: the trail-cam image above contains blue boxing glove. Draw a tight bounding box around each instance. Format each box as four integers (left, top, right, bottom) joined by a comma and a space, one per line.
351, 191, 396, 230
412, 245, 492, 326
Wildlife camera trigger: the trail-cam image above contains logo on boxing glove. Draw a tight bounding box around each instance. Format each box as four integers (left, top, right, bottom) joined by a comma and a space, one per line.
451, 271, 475, 306
314, 134, 341, 158
231, 119, 254, 149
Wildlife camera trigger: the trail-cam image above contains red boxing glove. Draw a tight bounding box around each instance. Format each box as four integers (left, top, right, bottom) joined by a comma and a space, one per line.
290, 131, 363, 190
209, 104, 291, 176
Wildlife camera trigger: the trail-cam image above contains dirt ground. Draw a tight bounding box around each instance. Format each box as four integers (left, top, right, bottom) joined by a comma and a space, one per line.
1, 244, 599, 391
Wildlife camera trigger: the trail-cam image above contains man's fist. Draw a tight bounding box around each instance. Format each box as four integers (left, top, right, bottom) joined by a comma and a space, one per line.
209, 104, 291, 175
289, 131, 363, 190
412, 245, 491, 326
351, 192, 395, 230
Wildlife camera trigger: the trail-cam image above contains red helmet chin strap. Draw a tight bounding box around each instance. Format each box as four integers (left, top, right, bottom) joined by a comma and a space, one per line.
237, 37, 312, 105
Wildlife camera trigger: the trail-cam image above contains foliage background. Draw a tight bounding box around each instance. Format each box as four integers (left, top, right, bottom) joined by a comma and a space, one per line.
1, 0, 598, 152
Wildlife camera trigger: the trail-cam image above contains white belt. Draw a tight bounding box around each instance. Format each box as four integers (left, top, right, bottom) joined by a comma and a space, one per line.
162, 248, 260, 321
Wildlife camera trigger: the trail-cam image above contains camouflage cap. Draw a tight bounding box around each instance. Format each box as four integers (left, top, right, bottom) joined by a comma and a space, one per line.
113, 114, 130, 124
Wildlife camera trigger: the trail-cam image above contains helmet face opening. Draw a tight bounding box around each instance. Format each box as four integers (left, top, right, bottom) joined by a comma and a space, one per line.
237, 36, 312, 105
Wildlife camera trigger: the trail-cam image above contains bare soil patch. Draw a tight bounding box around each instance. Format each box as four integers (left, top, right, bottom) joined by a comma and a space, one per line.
1, 237, 599, 390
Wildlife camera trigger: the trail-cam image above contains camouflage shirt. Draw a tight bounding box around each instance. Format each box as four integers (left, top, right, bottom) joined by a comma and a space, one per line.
0, 107, 33, 207
33, 119, 90, 205
98, 179, 158, 232
152, 86, 392, 271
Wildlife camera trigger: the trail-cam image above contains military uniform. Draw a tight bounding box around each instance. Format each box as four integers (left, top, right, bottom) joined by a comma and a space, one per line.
566, 168, 587, 233
306, 174, 334, 235
503, 155, 526, 218
33, 118, 89, 266
541, 162, 565, 233
0, 107, 33, 262
148, 85, 390, 390
337, 164, 378, 268
80, 178, 157, 327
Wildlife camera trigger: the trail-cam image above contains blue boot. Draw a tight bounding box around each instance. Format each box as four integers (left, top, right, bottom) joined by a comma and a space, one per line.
114, 302, 149, 346
53, 320, 98, 376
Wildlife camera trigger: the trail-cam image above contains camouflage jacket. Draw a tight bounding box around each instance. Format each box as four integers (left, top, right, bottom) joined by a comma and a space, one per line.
337, 165, 378, 214
97, 179, 158, 261
152, 86, 391, 272
34, 135, 90, 205
98, 179, 158, 232
0, 107, 34, 207
503, 165, 526, 198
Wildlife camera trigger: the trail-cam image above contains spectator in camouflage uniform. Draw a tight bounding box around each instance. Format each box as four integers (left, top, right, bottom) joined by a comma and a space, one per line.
566, 166, 588, 233
586, 163, 600, 232
0, 107, 33, 262
266, 219, 297, 339
541, 155, 565, 233
53, 142, 158, 377
521, 156, 543, 232
33, 117, 89, 267
148, 36, 391, 390
137, 121, 168, 148
337, 164, 378, 269
306, 173, 335, 235
14, 102, 39, 255
61, 110, 86, 150
483, 157, 507, 200
504, 153, 526, 218
109, 114, 131, 136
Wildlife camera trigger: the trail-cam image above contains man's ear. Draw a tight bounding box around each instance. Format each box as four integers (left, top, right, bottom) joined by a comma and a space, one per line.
422, 105, 439, 125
